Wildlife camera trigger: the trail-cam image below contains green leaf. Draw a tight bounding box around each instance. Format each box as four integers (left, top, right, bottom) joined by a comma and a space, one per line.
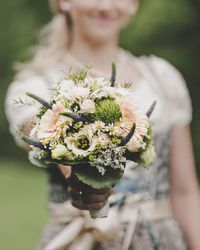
73, 164, 124, 189
45, 159, 88, 166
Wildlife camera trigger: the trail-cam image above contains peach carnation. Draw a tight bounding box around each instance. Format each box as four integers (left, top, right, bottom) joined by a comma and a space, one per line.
117, 98, 149, 152
36, 102, 71, 140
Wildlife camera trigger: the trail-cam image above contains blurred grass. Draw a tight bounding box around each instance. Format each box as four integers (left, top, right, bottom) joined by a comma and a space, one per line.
0, 159, 48, 250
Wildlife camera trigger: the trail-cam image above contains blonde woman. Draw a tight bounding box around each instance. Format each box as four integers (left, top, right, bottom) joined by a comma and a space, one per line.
5, 0, 200, 249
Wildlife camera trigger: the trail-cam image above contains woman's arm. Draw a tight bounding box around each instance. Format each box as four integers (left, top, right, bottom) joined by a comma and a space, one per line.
170, 126, 200, 250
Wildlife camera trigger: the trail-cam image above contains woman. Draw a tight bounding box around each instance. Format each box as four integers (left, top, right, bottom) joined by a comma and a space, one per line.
5, 0, 200, 249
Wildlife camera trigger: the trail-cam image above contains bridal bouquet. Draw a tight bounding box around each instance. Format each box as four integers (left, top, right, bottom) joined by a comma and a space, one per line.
18, 65, 156, 218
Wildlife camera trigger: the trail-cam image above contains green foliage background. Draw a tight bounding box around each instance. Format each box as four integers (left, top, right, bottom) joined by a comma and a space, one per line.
0, 0, 200, 249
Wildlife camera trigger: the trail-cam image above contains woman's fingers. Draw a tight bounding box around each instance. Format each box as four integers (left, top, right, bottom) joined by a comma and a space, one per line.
68, 187, 112, 204
71, 199, 107, 211
67, 171, 113, 211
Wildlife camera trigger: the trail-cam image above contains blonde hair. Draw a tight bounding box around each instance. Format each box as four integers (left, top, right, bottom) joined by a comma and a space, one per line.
16, 0, 71, 78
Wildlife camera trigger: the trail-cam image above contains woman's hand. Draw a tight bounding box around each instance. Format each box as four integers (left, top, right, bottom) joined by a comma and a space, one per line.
67, 172, 112, 211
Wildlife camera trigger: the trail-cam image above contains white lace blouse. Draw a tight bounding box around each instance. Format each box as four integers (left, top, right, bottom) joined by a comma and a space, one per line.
5, 53, 192, 147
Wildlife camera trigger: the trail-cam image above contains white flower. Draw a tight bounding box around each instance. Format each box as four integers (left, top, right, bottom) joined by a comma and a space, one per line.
59, 79, 75, 91
92, 121, 105, 131
84, 77, 95, 88
79, 99, 96, 113
56, 116, 73, 130
51, 144, 68, 159
59, 80, 75, 100
106, 123, 122, 136
103, 86, 116, 99
72, 87, 90, 100
115, 87, 132, 97
96, 77, 110, 87
86, 77, 109, 90
90, 88, 105, 100
65, 130, 98, 157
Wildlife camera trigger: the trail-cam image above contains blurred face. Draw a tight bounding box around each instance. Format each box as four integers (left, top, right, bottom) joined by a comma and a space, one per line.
59, 0, 139, 44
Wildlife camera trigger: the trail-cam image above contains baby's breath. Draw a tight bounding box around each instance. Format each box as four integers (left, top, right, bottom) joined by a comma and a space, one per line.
90, 144, 126, 175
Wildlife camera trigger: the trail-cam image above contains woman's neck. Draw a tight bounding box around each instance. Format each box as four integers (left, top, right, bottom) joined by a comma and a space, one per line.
68, 33, 121, 76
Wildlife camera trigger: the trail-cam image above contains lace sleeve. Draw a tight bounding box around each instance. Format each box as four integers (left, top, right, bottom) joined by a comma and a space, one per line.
149, 56, 193, 127
5, 74, 50, 147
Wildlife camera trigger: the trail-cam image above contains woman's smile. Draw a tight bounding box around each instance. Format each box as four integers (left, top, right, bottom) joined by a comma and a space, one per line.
91, 14, 117, 25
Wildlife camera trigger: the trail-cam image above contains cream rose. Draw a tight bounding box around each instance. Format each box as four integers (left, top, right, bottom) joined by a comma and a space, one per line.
59, 79, 75, 100
71, 87, 90, 100
79, 99, 96, 113
52, 144, 68, 159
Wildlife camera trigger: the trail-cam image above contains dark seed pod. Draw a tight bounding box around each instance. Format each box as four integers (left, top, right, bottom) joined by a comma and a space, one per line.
21, 135, 47, 150
60, 112, 83, 122
121, 123, 136, 145
146, 101, 157, 118
110, 63, 116, 87
26, 92, 52, 109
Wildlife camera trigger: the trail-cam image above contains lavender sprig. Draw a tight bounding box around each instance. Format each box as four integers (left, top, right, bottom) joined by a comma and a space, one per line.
60, 112, 83, 122
21, 134, 47, 150
146, 101, 157, 118
110, 63, 116, 87
121, 123, 136, 145
26, 92, 52, 109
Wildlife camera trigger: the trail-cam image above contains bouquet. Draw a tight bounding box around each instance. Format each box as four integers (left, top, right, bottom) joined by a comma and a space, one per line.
17, 65, 156, 218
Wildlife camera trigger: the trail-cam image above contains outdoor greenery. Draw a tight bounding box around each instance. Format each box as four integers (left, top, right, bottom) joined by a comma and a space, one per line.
0, 160, 48, 250
1, 0, 200, 249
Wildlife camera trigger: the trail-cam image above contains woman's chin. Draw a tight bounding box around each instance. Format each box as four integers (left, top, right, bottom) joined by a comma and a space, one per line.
84, 27, 119, 45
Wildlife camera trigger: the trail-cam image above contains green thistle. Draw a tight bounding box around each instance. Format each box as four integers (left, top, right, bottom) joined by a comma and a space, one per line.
92, 99, 121, 125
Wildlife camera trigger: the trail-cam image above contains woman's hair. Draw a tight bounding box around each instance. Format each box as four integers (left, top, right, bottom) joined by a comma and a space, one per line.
16, 0, 71, 78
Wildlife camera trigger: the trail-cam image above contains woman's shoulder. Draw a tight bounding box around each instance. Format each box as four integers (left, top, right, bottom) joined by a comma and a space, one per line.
138, 54, 191, 101
126, 51, 193, 127
125, 51, 190, 98
138, 54, 185, 82
124, 50, 185, 83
